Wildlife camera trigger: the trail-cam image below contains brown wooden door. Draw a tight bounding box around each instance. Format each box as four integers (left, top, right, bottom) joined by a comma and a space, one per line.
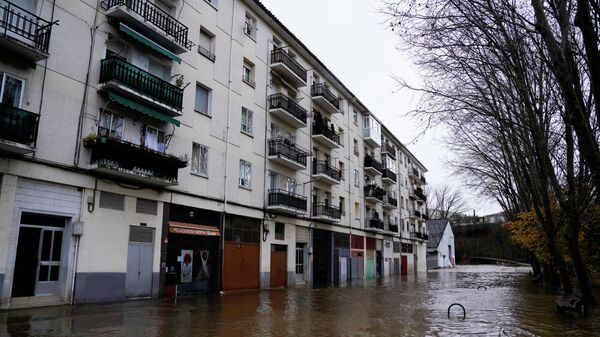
270, 245, 287, 288
223, 242, 260, 291
401, 255, 408, 275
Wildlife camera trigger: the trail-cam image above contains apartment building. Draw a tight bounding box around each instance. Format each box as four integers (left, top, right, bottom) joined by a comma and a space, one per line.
0, 0, 428, 309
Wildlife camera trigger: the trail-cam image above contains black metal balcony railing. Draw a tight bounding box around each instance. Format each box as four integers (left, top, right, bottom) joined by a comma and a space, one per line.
102, 0, 191, 49
270, 48, 307, 83
422, 213, 430, 221
313, 160, 342, 181
410, 231, 424, 240
268, 138, 308, 167
423, 233, 429, 240
412, 168, 420, 177
100, 57, 183, 110
0, 104, 39, 146
364, 184, 385, 201
268, 189, 307, 211
421, 176, 427, 184
367, 218, 384, 230
388, 223, 399, 233
87, 136, 187, 183
311, 83, 340, 110
269, 93, 307, 124
381, 142, 396, 159
312, 121, 341, 145
382, 168, 397, 182
415, 188, 427, 201
198, 44, 215, 61
313, 203, 341, 219
384, 195, 398, 207
415, 210, 422, 218
0, 0, 54, 53
364, 155, 383, 173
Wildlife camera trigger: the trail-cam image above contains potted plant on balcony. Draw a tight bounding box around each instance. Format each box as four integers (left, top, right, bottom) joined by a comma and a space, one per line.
82, 133, 97, 148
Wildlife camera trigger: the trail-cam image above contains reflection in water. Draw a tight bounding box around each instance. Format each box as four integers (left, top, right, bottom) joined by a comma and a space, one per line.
1, 265, 599, 336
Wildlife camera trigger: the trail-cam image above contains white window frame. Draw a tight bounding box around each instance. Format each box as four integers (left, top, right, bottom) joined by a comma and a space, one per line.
98, 110, 125, 139
244, 12, 257, 39
195, 83, 212, 116
0, 72, 25, 108
241, 107, 253, 135
191, 143, 209, 177
239, 159, 252, 189
354, 169, 360, 187
144, 126, 166, 152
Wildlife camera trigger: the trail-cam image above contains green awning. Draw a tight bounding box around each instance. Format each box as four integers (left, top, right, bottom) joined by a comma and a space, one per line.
119, 23, 181, 64
108, 92, 180, 127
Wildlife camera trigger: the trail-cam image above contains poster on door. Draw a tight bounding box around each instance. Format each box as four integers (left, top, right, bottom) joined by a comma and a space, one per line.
181, 250, 193, 283
197, 250, 210, 281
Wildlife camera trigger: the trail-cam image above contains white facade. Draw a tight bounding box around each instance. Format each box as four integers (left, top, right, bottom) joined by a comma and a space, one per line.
0, 0, 430, 308
426, 220, 455, 269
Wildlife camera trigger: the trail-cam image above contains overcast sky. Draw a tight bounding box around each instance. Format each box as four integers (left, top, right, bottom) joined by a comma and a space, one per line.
259, 0, 501, 216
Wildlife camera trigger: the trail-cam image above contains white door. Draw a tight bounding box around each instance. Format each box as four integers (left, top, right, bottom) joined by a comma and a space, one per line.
126, 227, 154, 298
339, 256, 347, 286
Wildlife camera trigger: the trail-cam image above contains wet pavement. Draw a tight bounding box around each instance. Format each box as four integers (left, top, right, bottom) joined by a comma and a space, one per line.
1, 265, 599, 336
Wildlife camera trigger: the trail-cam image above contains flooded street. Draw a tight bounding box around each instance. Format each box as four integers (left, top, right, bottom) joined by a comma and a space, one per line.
1, 265, 599, 336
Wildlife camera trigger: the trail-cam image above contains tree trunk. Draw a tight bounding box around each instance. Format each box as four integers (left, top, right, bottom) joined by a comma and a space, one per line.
566, 224, 597, 304
547, 239, 573, 293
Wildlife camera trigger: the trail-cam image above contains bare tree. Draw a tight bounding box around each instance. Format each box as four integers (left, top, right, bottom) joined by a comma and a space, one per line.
427, 185, 467, 219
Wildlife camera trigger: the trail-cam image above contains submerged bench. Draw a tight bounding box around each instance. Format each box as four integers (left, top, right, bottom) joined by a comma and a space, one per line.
555, 290, 583, 315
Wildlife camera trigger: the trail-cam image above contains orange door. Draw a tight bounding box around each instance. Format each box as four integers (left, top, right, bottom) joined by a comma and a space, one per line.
223, 242, 260, 291
270, 245, 287, 288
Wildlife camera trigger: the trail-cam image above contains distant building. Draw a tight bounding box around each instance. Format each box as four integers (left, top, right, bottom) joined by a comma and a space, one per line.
482, 212, 506, 224
426, 219, 455, 269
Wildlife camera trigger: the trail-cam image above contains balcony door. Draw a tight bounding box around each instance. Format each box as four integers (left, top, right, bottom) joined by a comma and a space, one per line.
0, 72, 24, 108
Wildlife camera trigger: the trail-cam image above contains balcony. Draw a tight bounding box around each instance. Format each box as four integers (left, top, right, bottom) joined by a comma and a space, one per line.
382, 168, 397, 184
363, 127, 381, 147
366, 218, 384, 231
312, 121, 341, 149
415, 188, 427, 203
381, 142, 396, 160
85, 135, 187, 187
0, 0, 54, 63
267, 189, 307, 215
270, 48, 307, 87
383, 196, 397, 209
312, 160, 342, 185
409, 167, 425, 185
386, 221, 399, 233
268, 93, 307, 128
268, 138, 308, 170
312, 203, 341, 222
420, 176, 427, 185
99, 57, 183, 115
101, 0, 192, 53
311, 83, 340, 114
410, 231, 423, 241
364, 184, 384, 203
422, 213, 430, 221
364, 155, 383, 175
0, 104, 39, 154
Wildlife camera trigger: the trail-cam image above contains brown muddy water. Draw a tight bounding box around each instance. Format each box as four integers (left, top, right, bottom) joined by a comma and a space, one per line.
1, 265, 599, 336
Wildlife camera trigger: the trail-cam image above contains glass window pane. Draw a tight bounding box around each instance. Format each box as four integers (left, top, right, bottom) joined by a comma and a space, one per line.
50, 266, 60, 281
191, 143, 200, 173
195, 85, 209, 112
2, 75, 23, 107
110, 114, 124, 139
52, 231, 63, 261
41, 230, 52, 261
39, 265, 49, 281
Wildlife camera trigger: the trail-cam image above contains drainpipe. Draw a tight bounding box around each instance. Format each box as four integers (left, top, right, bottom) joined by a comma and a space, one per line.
219, 0, 237, 292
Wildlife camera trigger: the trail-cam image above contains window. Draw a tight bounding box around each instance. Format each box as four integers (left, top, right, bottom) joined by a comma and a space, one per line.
241, 107, 253, 135
144, 126, 165, 152
296, 243, 305, 275
275, 222, 285, 240
242, 59, 255, 87
353, 109, 358, 126
353, 139, 359, 156
136, 198, 157, 215
354, 202, 360, 219
285, 176, 296, 194
191, 143, 209, 177
148, 57, 170, 80
354, 169, 360, 187
195, 84, 211, 115
339, 197, 345, 215
0, 72, 24, 107
244, 12, 257, 39
239, 159, 252, 188
98, 110, 124, 139
401, 196, 405, 209
99, 191, 125, 210
198, 27, 215, 61
339, 161, 344, 181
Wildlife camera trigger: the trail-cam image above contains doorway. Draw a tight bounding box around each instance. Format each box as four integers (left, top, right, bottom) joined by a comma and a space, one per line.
126, 226, 154, 298
401, 255, 408, 275
270, 245, 287, 288
312, 229, 331, 287
12, 213, 67, 297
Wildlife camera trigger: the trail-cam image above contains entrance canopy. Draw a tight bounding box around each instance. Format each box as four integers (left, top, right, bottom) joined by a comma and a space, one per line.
168, 221, 220, 236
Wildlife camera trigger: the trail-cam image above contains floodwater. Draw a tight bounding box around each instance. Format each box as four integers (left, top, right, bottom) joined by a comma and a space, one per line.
1, 265, 599, 337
